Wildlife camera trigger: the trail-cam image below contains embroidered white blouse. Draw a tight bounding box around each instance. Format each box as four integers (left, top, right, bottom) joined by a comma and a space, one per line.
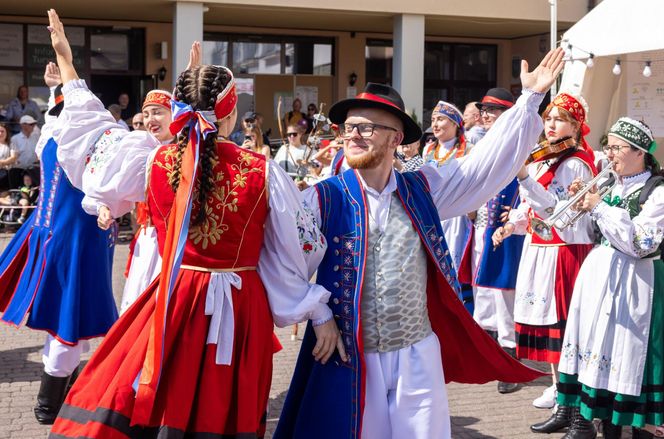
52, 79, 333, 329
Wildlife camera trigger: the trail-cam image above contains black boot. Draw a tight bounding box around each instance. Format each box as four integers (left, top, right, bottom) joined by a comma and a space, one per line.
561, 408, 597, 439
601, 419, 622, 439
531, 405, 574, 433
632, 427, 654, 439
34, 371, 71, 425
497, 347, 519, 394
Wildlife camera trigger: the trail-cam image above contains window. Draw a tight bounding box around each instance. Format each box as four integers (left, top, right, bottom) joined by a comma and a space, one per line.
367, 40, 497, 128
233, 41, 281, 74
203, 41, 229, 66
204, 34, 334, 76
91, 33, 129, 71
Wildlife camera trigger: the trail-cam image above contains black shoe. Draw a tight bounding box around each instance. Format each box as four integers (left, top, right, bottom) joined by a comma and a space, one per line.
632, 427, 654, 439
561, 408, 597, 439
531, 405, 574, 433
497, 347, 519, 393
601, 419, 622, 439
34, 371, 71, 425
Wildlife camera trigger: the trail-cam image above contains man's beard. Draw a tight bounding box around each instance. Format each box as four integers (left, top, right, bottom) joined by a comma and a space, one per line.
345, 145, 387, 169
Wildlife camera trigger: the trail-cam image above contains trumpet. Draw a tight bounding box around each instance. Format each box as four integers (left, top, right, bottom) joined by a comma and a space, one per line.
531, 162, 617, 241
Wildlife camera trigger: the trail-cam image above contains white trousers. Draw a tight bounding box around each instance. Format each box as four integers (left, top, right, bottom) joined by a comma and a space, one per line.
42, 334, 89, 377
472, 286, 516, 348
361, 333, 450, 439
470, 225, 516, 349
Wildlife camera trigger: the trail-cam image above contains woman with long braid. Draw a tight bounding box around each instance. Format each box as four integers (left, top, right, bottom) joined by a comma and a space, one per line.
46, 10, 341, 438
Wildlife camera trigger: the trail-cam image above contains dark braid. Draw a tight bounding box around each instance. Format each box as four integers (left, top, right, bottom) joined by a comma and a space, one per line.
169, 65, 232, 225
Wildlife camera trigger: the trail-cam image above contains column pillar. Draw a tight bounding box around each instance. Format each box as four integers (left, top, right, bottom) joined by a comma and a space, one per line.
393, 14, 425, 124
173, 2, 204, 87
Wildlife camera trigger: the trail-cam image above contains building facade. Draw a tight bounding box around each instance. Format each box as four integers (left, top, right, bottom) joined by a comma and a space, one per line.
0, 0, 593, 137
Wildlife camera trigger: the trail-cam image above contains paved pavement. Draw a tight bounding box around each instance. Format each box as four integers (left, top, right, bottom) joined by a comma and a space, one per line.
0, 233, 607, 438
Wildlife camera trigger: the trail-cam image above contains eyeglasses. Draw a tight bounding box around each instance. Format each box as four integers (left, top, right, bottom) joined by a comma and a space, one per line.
340, 123, 398, 138
133, 122, 144, 127
479, 107, 503, 117
601, 144, 631, 153
287, 132, 299, 137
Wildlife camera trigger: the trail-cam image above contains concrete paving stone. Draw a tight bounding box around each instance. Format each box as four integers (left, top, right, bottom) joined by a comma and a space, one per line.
0, 233, 590, 438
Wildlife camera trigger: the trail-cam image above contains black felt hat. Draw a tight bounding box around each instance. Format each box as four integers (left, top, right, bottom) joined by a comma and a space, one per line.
475, 87, 515, 110
329, 82, 422, 144
48, 84, 64, 117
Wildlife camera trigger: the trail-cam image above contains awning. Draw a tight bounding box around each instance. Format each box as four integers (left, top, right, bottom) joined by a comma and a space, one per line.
562, 0, 664, 59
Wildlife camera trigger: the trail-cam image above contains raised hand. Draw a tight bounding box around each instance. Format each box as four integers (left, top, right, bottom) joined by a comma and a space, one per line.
47, 9, 78, 83
520, 47, 565, 94
43, 62, 61, 87
47, 9, 72, 64
185, 41, 202, 71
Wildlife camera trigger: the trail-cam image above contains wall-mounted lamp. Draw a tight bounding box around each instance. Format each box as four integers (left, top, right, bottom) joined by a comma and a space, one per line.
348, 72, 357, 87
157, 66, 167, 82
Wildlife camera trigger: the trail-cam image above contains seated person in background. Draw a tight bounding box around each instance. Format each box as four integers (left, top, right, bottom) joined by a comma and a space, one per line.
274, 124, 308, 175
0, 123, 13, 190
241, 125, 271, 158
17, 172, 38, 224
108, 104, 129, 130
131, 113, 145, 131
5, 85, 42, 134
9, 115, 40, 188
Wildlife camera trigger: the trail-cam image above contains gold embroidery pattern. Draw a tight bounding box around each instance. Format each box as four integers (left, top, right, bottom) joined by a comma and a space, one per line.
189, 151, 264, 250
154, 146, 180, 183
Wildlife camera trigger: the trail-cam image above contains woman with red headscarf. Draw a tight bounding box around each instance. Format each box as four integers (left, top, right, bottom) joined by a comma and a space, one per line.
492, 92, 597, 432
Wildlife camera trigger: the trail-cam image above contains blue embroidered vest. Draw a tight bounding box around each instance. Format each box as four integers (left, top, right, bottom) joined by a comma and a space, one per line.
275, 169, 459, 439
474, 177, 525, 289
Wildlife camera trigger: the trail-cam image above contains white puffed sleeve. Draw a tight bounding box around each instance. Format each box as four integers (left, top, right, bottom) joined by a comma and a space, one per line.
258, 161, 333, 327
420, 89, 545, 220
591, 186, 664, 258
53, 79, 160, 217
518, 157, 595, 244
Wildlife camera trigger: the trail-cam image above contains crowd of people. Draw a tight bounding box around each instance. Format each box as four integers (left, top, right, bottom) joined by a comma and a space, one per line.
0, 8, 663, 439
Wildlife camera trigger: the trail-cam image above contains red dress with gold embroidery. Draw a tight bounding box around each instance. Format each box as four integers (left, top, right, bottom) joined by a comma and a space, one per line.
51, 141, 275, 438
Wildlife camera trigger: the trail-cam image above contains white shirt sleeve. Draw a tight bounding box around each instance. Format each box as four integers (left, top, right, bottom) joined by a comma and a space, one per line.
519, 157, 595, 243
508, 200, 530, 235
258, 161, 333, 327
591, 186, 664, 258
419, 89, 545, 220
35, 86, 59, 159
54, 79, 160, 218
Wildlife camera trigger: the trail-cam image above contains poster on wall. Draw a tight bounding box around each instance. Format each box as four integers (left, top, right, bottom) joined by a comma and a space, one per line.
295, 86, 318, 110
0, 24, 23, 67
274, 91, 293, 120
26, 25, 85, 70
627, 50, 664, 136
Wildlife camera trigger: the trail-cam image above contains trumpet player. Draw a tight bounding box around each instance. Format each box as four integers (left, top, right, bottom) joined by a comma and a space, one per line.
552, 118, 664, 439
494, 93, 597, 429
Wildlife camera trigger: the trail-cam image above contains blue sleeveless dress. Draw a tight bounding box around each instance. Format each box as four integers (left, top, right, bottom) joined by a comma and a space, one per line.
0, 137, 117, 345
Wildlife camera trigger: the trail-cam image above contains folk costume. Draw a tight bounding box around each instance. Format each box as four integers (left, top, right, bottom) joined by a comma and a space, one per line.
511, 93, 596, 364
422, 100, 474, 311
557, 118, 664, 435
0, 85, 116, 424
118, 90, 172, 314
48, 73, 331, 438
470, 89, 524, 357
275, 83, 547, 439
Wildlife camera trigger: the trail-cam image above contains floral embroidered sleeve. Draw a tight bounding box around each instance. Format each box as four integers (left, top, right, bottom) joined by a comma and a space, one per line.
592, 185, 664, 258
53, 79, 160, 217
258, 162, 333, 327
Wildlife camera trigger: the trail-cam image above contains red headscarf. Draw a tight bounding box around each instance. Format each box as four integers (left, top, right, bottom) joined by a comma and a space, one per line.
546, 92, 594, 161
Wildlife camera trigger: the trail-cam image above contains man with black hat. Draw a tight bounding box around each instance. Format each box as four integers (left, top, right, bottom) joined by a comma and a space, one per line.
470, 87, 526, 395
275, 48, 565, 439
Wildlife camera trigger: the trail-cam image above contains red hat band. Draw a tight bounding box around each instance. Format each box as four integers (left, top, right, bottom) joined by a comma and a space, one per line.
143, 90, 172, 111
480, 95, 514, 109
355, 92, 402, 111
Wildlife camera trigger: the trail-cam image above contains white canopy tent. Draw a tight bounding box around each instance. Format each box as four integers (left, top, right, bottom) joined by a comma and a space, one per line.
558, 0, 664, 155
